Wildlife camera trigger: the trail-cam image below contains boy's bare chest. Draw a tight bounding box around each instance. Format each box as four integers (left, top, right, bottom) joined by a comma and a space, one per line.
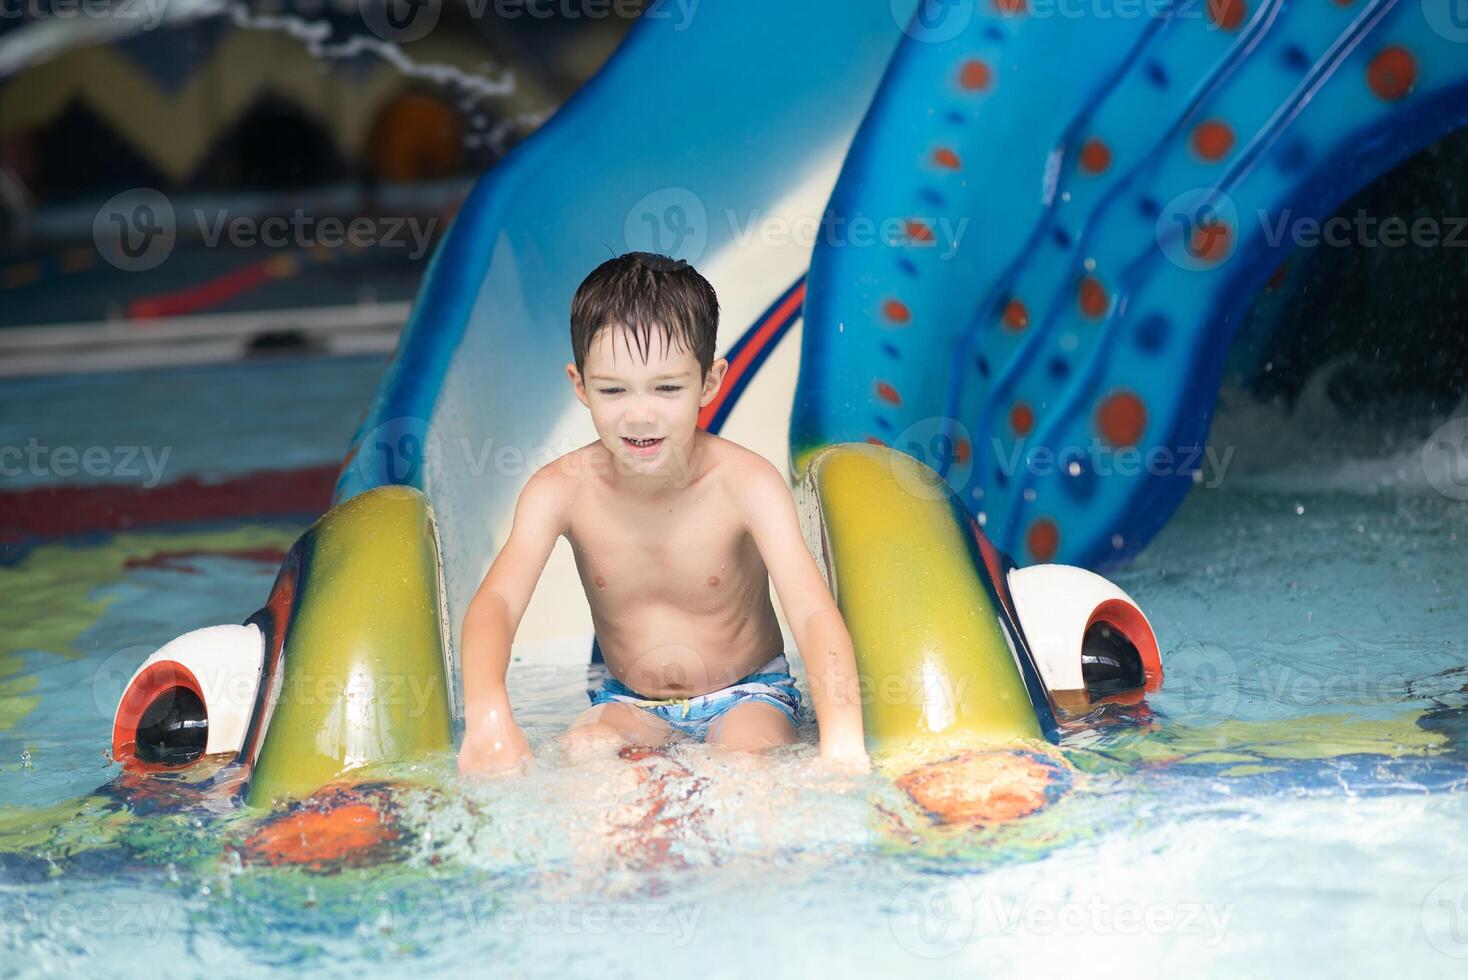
565, 490, 757, 604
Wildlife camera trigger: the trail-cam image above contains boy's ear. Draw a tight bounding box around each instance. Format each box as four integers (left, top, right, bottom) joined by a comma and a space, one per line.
566, 362, 589, 408
699, 357, 729, 408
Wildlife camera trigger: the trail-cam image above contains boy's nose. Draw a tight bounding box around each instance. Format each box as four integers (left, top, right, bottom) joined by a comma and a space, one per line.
624, 397, 657, 424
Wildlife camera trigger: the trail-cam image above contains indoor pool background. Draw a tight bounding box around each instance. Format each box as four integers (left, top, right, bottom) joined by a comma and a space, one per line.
2, 354, 1467, 977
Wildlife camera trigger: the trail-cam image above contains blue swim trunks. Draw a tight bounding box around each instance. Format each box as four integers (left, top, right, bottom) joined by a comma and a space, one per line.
585, 653, 802, 740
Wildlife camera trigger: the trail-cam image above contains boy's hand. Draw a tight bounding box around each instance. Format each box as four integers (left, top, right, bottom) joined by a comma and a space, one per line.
457, 721, 533, 777
818, 734, 870, 773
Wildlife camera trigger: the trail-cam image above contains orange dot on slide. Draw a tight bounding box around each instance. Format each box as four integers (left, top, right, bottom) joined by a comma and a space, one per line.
959, 60, 993, 91
1010, 402, 1035, 436
1207, 0, 1246, 30
1097, 390, 1147, 447
993, 0, 1027, 14
1026, 518, 1059, 562
883, 299, 912, 324
875, 381, 902, 406
1191, 119, 1235, 161
1367, 46, 1417, 102
1078, 276, 1109, 318
954, 438, 972, 464
906, 219, 936, 244
1002, 298, 1029, 332
1079, 138, 1111, 174
933, 147, 962, 170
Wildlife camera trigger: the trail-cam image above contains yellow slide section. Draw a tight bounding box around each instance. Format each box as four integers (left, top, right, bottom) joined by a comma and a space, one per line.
796, 444, 1043, 749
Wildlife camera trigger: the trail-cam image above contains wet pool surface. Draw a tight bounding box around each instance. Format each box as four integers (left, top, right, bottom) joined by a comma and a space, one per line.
2, 359, 1467, 976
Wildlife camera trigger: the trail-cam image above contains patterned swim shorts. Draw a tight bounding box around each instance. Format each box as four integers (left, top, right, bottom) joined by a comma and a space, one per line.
586, 653, 802, 740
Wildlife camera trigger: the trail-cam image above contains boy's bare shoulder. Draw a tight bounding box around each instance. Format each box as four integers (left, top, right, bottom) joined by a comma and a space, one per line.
515, 447, 593, 525
705, 435, 789, 512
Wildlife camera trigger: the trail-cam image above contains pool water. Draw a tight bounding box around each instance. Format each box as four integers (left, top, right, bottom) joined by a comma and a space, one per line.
2, 357, 1467, 976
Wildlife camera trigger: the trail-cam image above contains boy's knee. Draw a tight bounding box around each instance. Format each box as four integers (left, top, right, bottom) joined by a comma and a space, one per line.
707, 702, 799, 752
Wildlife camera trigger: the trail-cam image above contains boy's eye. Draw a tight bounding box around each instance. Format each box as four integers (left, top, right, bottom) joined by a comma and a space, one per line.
657, 385, 683, 393
597, 388, 624, 395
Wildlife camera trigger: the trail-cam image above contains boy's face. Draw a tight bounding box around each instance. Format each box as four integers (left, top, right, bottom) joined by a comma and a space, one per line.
567, 324, 727, 478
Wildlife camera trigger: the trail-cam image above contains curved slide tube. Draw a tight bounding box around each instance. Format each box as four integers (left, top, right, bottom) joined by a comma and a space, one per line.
112, 485, 454, 806
791, 0, 1468, 568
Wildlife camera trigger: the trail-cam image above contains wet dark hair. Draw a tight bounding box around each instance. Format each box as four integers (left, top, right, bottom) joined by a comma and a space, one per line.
570, 252, 719, 379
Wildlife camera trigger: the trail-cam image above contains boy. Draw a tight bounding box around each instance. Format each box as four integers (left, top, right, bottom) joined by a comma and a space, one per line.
457, 252, 868, 775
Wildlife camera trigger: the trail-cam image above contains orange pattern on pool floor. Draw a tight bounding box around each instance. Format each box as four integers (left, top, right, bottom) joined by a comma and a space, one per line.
895, 751, 1059, 826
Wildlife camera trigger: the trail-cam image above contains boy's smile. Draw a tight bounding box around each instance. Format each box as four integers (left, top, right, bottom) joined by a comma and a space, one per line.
568, 323, 728, 483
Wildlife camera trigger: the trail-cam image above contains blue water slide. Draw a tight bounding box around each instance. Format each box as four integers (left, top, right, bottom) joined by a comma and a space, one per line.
791, 0, 1468, 569
334, 0, 920, 684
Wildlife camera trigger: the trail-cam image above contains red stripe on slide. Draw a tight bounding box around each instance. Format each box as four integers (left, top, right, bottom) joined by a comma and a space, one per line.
698, 281, 806, 429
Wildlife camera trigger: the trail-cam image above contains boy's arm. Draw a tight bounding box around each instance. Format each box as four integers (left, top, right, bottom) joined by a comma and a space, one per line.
458, 465, 569, 775
733, 457, 868, 765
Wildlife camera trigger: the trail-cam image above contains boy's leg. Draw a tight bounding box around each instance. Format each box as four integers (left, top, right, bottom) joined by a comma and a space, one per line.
557, 701, 677, 762
705, 700, 799, 752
